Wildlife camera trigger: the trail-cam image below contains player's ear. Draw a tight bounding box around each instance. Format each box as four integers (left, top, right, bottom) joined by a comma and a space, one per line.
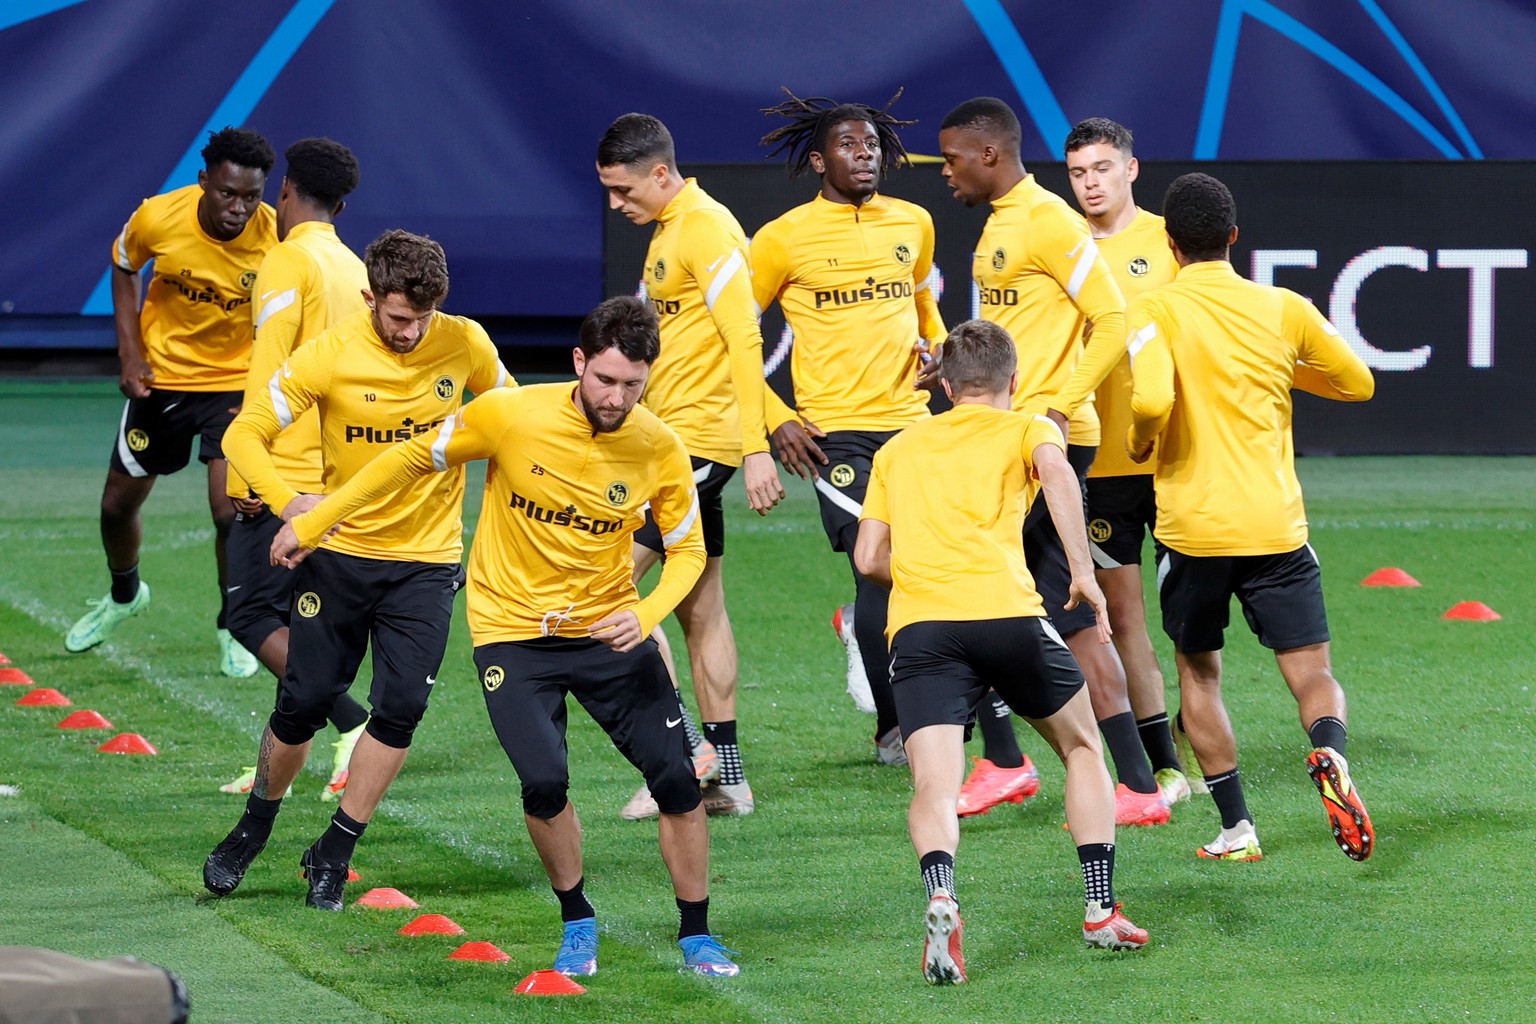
1126, 156, 1139, 183
572, 346, 586, 377
1008, 370, 1018, 397
940, 378, 954, 402
361, 288, 375, 310
1227, 225, 1239, 247
808, 151, 826, 176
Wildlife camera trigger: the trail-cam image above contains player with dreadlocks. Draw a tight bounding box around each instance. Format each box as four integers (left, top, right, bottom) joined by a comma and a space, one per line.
751, 89, 945, 766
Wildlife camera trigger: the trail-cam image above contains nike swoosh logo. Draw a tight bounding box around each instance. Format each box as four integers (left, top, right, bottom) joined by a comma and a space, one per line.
426, 675, 436, 686
665, 717, 682, 729
224, 585, 242, 593
282, 366, 293, 378
164, 401, 181, 412
1067, 241, 1085, 258
705, 253, 727, 273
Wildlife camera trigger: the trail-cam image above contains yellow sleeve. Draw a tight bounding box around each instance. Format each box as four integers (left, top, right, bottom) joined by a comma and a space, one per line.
748, 221, 790, 321
1021, 414, 1067, 468
681, 213, 769, 456
1285, 291, 1375, 402
111, 198, 155, 272
763, 385, 798, 433
860, 448, 891, 524
466, 321, 517, 394
229, 244, 309, 498
1052, 222, 1127, 413
911, 210, 946, 345
223, 341, 329, 514
1127, 298, 1174, 454
291, 390, 509, 549
632, 433, 707, 636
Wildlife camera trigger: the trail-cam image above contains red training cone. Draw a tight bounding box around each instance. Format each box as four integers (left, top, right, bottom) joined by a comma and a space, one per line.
1361, 567, 1420, 587
98, 733, 157, 755
58, 710, 114, 730
348, 867, 362, 882
16, 688, 71, 707
514, 969, 586, 995
1442, 601, 1501, 621
355, 887, 418, 909
0, 650, 11, 665
399, 914, 465, 936
448, 941, 510, 963
0, 668, 34, 686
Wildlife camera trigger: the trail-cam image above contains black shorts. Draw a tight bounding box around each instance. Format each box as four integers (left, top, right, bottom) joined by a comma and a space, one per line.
812, 429, 900, 553
224, 506, 292, 653
634, 457, 736, 558
1158, 543, 1330, 654
473, 637, 701, 816
1085, 474, 1158, 569
278, 548, 464, 744
108, 389, 240, 478
1022, 444, 1097, 636
890, 617, 1084, 735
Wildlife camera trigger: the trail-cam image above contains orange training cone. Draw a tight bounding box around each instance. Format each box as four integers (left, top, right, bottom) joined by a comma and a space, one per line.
98, 733, 158, 755
1442, 601, 1501, 621
16, 688, 71, 707
448, 941, 510, 963
355, 887, 418, 909
514, 969, 586, 995
1361, 567, 1420, 587
399, 914, 465, 936
0, 650, 11, 665
348, 867, 362, 882
58, 710, 114, 730
0, 668, 34, 686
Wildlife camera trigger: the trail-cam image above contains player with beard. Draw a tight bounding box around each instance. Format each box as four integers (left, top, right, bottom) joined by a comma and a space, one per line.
202, 229, 512, 912
270, 296, 739, 977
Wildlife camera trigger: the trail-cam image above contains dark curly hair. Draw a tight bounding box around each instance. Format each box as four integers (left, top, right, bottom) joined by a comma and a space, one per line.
578, 295, 660, 363
1163, 173, 1237, 262
364, 229, 449, 310
760, 87, 914, 178
284, 137, 360, 210
201, 126, 274, 174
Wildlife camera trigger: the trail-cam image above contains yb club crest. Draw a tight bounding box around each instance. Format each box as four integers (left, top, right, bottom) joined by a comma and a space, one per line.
606, 481, 629, 506
829, 464, 856, 488
991, 248, 1007, 271
1088, 519, 1113, 544
126, 428, 149, 452
483, 666, 505, 692
296, 592, 322, 618
892, 243, 912, 266
1127, 257, 1150, 278
239, 271, 257, 290
652, 258, 667, 283
435, 376, 456, 400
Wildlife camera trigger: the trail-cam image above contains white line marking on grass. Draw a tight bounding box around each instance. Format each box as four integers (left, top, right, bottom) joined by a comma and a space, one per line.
0, 784, 20, 796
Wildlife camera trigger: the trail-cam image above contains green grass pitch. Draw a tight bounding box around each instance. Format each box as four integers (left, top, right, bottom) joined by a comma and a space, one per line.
1, 379, 1533, 1022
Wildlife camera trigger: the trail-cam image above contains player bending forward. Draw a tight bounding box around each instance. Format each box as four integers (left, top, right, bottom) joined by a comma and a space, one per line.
854, 320, 1148, 985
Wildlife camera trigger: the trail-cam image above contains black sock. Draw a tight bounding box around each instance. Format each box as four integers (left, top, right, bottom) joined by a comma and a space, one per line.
1100, 711, 1158, 794
554, 877, 595, 923
677, 896, 709, 940
677, 695, 705, 751
704, 720, 744, 785
1077, 842, 1116, 912
238, 794, 282, 842
1136, 713, 1182, 773
1307, 716, 1347, 757
919, 850, 956, 901
109, 564, 140, 605
328, 695, 369, 735
978, 696, 1024, 769
314, 807, 366, 863
1205, 769, 1251, 829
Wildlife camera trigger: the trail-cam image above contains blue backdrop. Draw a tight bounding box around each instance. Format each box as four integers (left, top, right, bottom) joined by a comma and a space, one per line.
2, 0, 1531, 320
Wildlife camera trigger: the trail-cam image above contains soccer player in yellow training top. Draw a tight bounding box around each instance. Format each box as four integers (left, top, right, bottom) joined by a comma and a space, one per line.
202, 230, 512, 912
1064, 118, 1191, 803
1128, 172, 1376, 863
753, 89, 946, 766
596, 112, 787, 819
271, 296, 741, 978
65, 127, 277, 678
219, 137, 371, 801
936, 97, 1166, 827
854, 319, 1148, 985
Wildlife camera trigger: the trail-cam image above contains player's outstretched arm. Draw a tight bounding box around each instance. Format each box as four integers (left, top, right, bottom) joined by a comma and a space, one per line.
1034, 438, 1111, 645
1286, 292, 1375, 403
